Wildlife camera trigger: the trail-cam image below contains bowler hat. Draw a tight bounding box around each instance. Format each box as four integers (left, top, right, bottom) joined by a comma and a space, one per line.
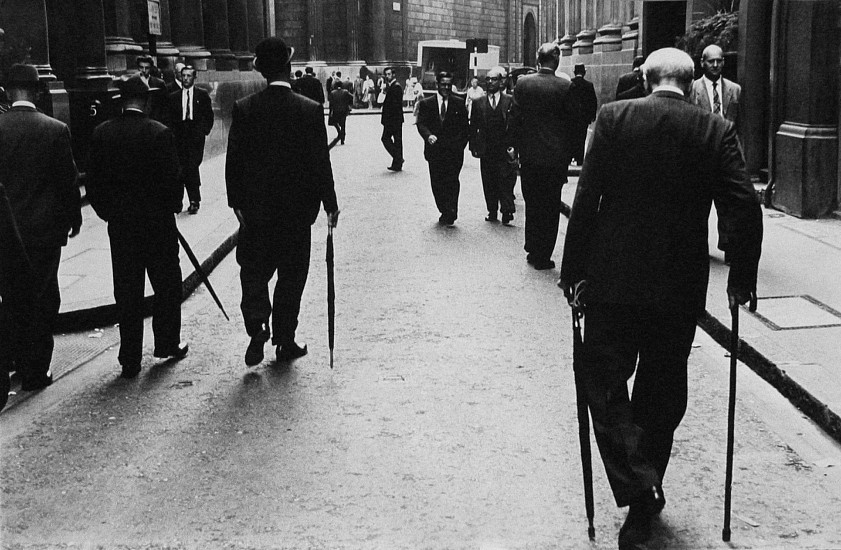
574, 63, 586, 75
116, 74, 149, 97
254, 37, 295, 74
5, 64, 40, 89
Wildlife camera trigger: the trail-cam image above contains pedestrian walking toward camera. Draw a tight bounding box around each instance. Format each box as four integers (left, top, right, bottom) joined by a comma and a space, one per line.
416, 71, 470, 226
167, 65, 214, 214
86, 75, 188, 379
328, 80, 352, 147
568, 63, 597, 166
510, 42, 576, 270
469, 66, 516, 225
0, 64, 82, 392
380, 67, 404, 171
558, 48, 763, 550
226, 37, 340, 366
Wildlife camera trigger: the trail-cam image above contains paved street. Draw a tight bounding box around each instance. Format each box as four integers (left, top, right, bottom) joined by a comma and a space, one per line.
2, 115, 841, 549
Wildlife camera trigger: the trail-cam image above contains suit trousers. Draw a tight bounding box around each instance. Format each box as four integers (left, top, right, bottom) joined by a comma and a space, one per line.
175, 123, 205, 204
108, 217, 182, 366
571, 123, 588, 165
428, 155, 464, 221
329, 115, 347, 148
237, 224, 311, 346
519, 164, 565, 261
480, 154, 516, 215
0, 246, 61, 382
582, 302, 697, 506
381, 123, 403, 166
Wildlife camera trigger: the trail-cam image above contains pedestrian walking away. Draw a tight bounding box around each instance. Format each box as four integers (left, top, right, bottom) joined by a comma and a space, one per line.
0, 63, 82, 393
86, 75, 189, 379
510, 42, 576, 270
568, 63, 598, 166
615, 55, 646, 101
380, 67, 405, 171
166, 65, 214, 215
558, 47, 763, 550
328, 80, 353, 148
226, 37, 340, 367
469, 66, 517, 225
416, 70, 470, 226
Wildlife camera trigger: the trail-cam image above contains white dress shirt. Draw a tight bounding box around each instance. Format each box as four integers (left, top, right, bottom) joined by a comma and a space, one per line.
701, 75, 724, 117
182, 87, 193, 120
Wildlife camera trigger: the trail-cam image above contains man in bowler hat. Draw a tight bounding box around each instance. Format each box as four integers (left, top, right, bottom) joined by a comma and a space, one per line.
0, 64, 82, 391
226, 37, 339, 366
86, 75, 188, 379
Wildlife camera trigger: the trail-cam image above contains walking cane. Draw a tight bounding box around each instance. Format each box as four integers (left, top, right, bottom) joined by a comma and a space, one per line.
571, 306, 596, 540
722, 301, 739, 542
326, 224, 335, 369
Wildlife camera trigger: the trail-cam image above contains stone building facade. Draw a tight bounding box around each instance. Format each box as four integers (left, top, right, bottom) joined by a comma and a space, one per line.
1, 1, 838, 216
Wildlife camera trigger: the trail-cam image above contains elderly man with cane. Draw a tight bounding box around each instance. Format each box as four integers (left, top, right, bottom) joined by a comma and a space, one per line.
559, 48, 762, 549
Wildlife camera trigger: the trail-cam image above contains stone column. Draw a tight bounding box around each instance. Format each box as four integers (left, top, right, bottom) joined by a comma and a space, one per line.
737, 0, 772, 182
104, 0, 143, 73
346, 0, 365, 63
70, 0, 112, 88
771, 0, 839, 218
227, 0, 252, 70
595, 0, 623, 56
246, 0, 265, 52
573, 29, 596, 55
559, 0, 578, 56
370, 0, 388, 64
169, 0, 211, 70
156, 0, 181, 58
306, 0, 324, 62
202, 0, 236, 70
0, 0, 55, 79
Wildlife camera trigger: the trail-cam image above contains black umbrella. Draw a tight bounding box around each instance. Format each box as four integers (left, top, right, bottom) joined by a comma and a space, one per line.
326, 225, 335, 369
571, 306, 596, 540
176, 229, 229, 321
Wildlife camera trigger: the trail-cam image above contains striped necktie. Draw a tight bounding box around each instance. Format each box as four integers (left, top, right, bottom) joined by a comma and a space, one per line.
712, 80, 721, 116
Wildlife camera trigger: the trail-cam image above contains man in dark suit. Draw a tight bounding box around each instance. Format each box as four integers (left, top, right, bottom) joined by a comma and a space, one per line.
0, 64, 82, 391
559, 48, 763, 549
226, 37, 340, 366
615, 55, 645, 100
510, 42, 576, 270
86, 75, 188, 379
294, 66, 325, 105
416, 71, 470, 226
380, 67, 404, 171
167, 65, 214, 214
568, 63, 598, 165
469, 66, 516, 225
136, 55, 167, 122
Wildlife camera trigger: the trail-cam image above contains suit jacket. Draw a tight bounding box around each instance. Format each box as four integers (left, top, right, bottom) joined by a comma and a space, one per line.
559, 91, 763, 314
416, 94, 469, 162
0, 106, 80, 247
469, 92, 514, 158
615, 70, 642, 99
144, 75, 168, 122
226, 85, 338, 228
166, 85, 214, 139
294, 75, 325, 105
569, 76, 597, 125
689, 77, 741, 125
510, 68, 576, 168
380, 80, 404, 126
86, 110, 182, 221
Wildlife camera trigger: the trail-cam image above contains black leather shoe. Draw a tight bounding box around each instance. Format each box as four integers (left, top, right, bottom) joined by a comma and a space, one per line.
276, 342, 308, 362
153, 342, 189, 359
120, 363, 141, 379
21, 372, 53, 391
386, 164, 402, 172
485, 213, 498, 222
501, 213, 514, 225
618, 485, 665, 549
532, 259, 555, 270
187, 202, 200, 214
245, 328, 270, 366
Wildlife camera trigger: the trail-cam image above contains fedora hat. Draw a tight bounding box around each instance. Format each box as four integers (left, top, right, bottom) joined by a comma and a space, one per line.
5, 64, 40, 89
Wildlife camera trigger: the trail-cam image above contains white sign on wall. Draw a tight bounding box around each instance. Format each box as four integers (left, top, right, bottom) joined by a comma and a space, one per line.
148, 0, 161, 35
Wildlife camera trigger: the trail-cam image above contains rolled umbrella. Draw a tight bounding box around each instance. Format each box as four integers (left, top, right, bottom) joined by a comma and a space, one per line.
326, 224, 335, 369
722, 302, 739, 542
176, 229, 229, 321
571, 306, 596, 540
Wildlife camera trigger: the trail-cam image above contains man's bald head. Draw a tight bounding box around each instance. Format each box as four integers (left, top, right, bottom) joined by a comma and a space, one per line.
536, 43, 560, 70
643, 47, 695, 95
701, 44, 725, 81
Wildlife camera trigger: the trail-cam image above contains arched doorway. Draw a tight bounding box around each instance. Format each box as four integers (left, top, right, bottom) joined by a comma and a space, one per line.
523, 12, 536, 67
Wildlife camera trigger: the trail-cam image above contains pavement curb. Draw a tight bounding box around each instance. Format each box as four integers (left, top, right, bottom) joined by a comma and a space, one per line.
55, 228, 239, 333
697, 311, 841, 444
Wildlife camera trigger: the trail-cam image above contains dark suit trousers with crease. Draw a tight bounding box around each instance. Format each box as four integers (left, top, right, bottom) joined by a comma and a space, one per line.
108, 217, 182, 366
381, 123, 403, 166
519, 164, 564, 261
428, 154, 463, 220
175, 121, 205, 204
237, 224, 311, 346
480, 153, 516, 215
583, 302, 697, 506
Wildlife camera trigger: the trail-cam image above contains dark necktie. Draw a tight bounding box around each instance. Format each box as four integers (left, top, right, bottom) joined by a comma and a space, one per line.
440, 100, 446, 122
185, 90, 192, 121
490, 95, 496, 109
712, 80, 721, 116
